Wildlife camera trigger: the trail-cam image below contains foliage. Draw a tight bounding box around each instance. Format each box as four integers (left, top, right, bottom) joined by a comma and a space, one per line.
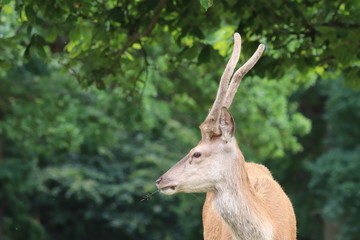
0, 0, 359, 89
232, 75, 311, 161
0, 1, 359, 240
308, 79, 360, 240
0, 59, 204, 239
310, 147, 360, 239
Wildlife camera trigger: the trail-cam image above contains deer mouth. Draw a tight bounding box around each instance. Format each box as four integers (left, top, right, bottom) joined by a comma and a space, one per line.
158, 185, 177, 195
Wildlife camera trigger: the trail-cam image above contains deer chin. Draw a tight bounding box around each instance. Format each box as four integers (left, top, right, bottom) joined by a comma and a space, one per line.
158, 185, 178, 195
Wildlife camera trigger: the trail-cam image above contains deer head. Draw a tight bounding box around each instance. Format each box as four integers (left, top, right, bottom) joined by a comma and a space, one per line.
155, 33, 265, 195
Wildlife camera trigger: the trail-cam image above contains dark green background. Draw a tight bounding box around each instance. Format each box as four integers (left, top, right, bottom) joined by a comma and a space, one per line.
0, 0, 359, 239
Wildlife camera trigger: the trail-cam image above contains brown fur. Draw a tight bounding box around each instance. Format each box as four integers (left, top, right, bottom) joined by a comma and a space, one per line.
202, 160, 297, 240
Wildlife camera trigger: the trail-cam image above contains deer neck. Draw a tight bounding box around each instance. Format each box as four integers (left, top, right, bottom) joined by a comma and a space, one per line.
213, 147, 273, 240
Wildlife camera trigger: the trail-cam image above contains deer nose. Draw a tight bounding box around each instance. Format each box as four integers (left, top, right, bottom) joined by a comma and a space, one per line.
155, 177, 162, 185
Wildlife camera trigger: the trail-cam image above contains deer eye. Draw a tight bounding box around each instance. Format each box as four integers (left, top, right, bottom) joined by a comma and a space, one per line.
193, 152, 201, 158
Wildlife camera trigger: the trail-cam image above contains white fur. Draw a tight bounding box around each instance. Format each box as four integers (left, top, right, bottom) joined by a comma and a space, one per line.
214, 183, 273, 240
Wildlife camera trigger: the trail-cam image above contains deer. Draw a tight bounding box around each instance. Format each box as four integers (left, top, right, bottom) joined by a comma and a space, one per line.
155, 33, 297, 240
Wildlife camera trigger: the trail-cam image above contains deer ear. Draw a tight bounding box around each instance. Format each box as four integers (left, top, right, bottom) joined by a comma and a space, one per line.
219, 107, 235, 141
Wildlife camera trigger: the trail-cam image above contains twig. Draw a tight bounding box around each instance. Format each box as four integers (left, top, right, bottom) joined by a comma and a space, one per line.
117, 0, 168, 57
331, 0, 345, 22
140, 190, 159, 202
138, 39, 149, 67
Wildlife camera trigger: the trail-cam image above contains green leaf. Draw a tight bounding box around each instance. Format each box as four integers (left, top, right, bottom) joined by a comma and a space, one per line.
199, 0, 213, 10
344, 67, 360, 89
198, 45, 211, 63
25, 5, 37, 21
0, 60, 11, 69
23, 44, 31, 61
179, 45, 199, 60
69, 27, 81, 42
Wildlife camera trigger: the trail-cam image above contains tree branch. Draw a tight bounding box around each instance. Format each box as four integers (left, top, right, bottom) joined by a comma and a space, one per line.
319, 21, 360, 29
331, 0, 345, 22
0, 135, 3, 240
117, 0, 168, 56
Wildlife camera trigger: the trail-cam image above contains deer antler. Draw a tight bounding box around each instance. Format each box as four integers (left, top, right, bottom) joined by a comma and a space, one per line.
200, 33, 241, 140
223, 43, 265, 108
200, 33, 265, 141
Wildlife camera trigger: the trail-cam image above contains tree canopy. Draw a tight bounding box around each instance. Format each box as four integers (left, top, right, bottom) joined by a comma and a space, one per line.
1, 0, 359, 89
0, 0, 359, 240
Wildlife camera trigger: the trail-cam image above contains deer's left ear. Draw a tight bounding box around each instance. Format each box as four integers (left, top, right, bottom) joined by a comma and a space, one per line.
219, 107, 235, 141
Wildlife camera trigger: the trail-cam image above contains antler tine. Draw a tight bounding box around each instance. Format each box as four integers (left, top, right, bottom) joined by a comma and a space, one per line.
200, 33, 241, 139
223, 44, 265, 109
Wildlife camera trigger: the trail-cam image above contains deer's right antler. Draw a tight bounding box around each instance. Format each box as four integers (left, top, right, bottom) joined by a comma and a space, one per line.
200, 33, 265, 142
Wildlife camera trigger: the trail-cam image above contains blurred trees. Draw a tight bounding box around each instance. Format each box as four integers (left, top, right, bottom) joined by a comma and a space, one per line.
308, 79, 360, 239
0, 58, 204, 239
0, 0, 359, 240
